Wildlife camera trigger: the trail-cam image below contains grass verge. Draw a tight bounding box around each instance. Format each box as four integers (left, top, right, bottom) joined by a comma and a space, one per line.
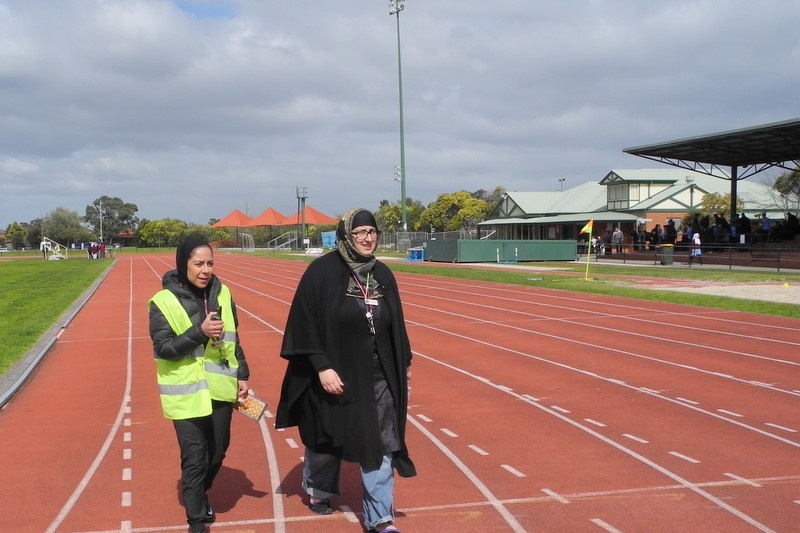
0, 257, 112, 375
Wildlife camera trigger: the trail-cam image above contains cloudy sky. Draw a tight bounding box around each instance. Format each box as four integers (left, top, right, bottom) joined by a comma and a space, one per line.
1, 0, 799, 228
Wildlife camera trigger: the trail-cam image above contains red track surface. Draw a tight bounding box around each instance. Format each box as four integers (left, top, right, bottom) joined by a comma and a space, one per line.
1, 253, 799, 533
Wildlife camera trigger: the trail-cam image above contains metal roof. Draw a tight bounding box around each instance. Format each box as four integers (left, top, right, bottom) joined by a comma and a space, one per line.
478, 211, 641, 227
623, 117, 800, 179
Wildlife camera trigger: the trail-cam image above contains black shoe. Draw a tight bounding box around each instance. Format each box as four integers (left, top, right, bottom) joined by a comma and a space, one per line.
309, 497, 333, 515
203, 502, 215, 523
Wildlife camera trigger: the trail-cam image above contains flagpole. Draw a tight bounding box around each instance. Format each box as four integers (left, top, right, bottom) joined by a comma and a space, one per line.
579, 219, 594, 281
584, 231, 592, 280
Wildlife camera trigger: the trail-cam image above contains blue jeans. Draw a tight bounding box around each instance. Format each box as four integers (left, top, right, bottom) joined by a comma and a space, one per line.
303, 449, 395, 530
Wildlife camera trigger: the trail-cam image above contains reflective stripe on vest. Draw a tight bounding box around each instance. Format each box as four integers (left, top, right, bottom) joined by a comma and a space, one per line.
149, 285, 239, 419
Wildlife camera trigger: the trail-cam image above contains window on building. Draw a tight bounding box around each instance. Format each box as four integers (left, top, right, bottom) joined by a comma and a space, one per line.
607, 184, 629, 210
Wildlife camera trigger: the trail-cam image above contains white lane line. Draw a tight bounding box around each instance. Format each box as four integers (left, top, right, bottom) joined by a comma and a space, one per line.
675, 397, 699, 404
123, 432, 131, 442
256, 392, 286, 533
416, 414, 433, 422
414, 343, 781, 532
286, 438, 299, 449
402, 278, 800, 358
121, 492, 131, 507
765, 422, 797, 433
122, 468, 131, 481
724, 473, 762, 487
340, 505, 359, 523
501, 464, 526, 477
622, 433, 649, 444
120, 519, 132, 532
45, 260, 136, 533
123, 448, 132, 460
584, 418, 606, 427
542, 488, 570, 503
668, 451, 701, 464
407, 415, 527, 532
591, 518, 624, 532
441, 428, 459, 437
550, 405, 570, 413
717, 409, 743, 417
468, 444, 489, 456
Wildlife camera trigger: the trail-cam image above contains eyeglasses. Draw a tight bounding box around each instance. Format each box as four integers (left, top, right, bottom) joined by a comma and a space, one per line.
351, 228, 380, 241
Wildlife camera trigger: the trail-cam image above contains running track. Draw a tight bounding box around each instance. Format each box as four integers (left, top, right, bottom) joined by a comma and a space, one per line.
1, 253, 799, 533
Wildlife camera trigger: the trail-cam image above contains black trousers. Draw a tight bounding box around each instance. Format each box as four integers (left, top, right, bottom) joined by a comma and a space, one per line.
173, 400, 233, 530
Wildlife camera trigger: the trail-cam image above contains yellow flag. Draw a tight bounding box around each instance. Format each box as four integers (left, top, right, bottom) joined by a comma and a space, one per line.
580, 219, 593, 234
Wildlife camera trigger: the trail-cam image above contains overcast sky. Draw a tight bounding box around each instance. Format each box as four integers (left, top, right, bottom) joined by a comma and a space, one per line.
1, 0, 799, 228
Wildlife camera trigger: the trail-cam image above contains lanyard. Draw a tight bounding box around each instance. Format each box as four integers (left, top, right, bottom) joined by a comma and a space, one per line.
352, 273, 377, 336
352, 272, 371, 300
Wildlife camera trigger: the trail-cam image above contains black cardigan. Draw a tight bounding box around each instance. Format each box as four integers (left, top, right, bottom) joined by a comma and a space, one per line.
275, 251, 415, 477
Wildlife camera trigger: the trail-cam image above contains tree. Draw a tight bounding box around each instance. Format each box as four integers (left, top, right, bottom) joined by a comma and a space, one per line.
43, 207, 95, 246
136, 218, 191, 247
5, 222, 27, 249
471, 186, 506, 209
85, 196, 139, 245
772, 167, 800, 217
24, 219, 43, 249
374, 198, 424, 233
699, 192, 744, 218
416, 191, 490, 233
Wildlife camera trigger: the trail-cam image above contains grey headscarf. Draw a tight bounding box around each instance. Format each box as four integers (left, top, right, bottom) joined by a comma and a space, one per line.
336, 208, 383, 299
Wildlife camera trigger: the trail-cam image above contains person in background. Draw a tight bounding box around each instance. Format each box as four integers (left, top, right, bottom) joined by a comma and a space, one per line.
760, 212, 772, 242
611, 227, 624, 254
689, 230, 703, 266
148, 237, 250, 533
276, 208, 415, 533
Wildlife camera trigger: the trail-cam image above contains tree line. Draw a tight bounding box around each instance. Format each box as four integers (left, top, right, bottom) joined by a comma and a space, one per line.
2, 187, 506, 250
4, 167, 800, 250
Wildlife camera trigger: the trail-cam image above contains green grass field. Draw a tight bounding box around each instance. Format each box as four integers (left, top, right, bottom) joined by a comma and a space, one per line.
0, 257, 112, 375
2, 251, 799, 381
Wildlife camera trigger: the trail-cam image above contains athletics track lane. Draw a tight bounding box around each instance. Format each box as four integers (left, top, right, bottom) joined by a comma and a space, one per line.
0, 253, 799, 532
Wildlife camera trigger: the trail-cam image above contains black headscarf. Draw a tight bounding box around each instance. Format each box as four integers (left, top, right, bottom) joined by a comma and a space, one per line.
175, 236, 212, 293
336, 208, 382, 298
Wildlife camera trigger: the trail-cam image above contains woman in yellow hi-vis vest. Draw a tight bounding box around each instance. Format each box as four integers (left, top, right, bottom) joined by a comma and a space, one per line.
149, 237, 250, 533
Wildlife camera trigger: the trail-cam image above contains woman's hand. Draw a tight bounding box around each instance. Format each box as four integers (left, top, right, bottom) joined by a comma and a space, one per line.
201, 312, 223, 338
318, 369, 344, 395
237, 380, 249, 401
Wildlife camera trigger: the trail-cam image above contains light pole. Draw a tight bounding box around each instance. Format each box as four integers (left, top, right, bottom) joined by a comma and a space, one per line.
97, 200, 104, 243
296, 186, 309, 249
558, 178, 565, 191
389, 0, 407, 232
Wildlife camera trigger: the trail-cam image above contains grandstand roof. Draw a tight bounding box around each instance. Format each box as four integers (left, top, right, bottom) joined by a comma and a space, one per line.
623, 117, 800, 177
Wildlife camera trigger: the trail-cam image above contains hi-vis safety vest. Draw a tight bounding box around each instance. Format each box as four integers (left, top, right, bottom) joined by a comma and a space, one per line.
149, 285, 239, 420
